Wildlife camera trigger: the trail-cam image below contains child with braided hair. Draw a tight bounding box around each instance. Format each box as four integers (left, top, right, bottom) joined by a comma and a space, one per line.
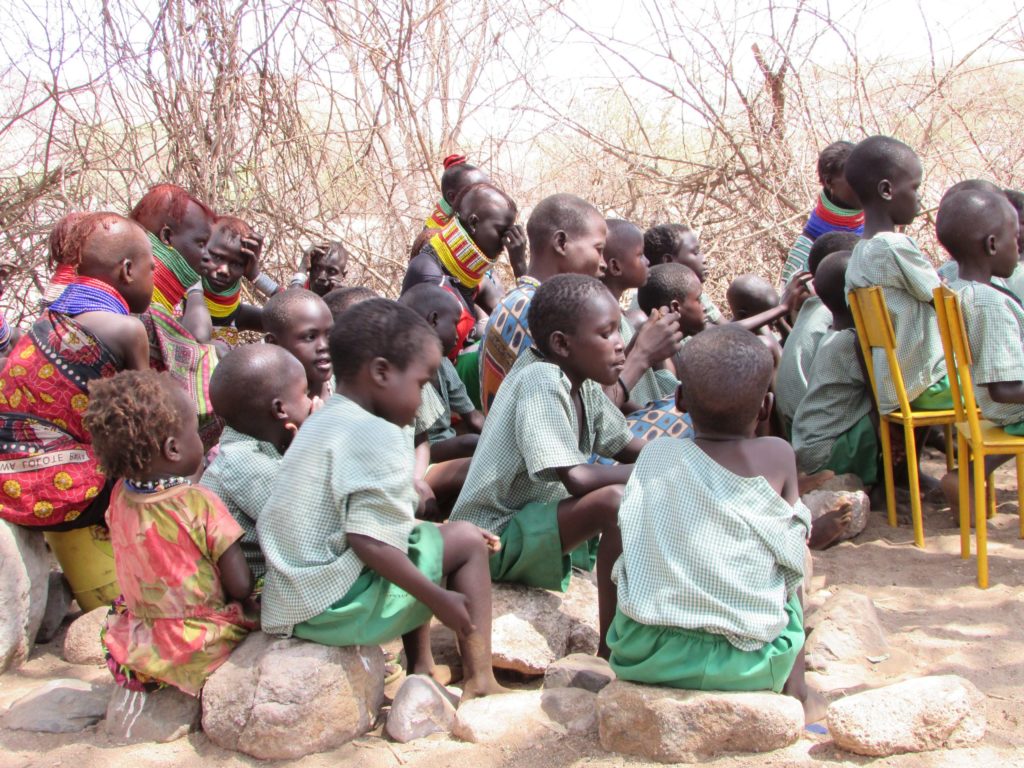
84, 369, 256, 696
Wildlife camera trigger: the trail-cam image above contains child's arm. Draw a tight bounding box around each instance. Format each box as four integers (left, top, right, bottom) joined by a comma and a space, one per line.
182, 285, 213, 343
612, 437, 647, 464
428, 433, 478, 463
986, 382, 1024, 403
731, 273, 811, 334
349, 534, 473, 635
460, 409, 485, 434
605, 309, 683, 408
216, 542, 254, 602
555, 463, 633, 498
413, 436, 439, 519
76, 313, 151, 370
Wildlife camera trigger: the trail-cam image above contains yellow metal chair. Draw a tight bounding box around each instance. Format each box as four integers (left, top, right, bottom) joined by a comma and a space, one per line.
848, 287, 956, 548
933, 285, 1024, 588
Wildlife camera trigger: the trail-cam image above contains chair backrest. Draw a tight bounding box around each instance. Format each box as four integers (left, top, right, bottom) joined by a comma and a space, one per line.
848, 286, 916, 418
933, 285, 984, 439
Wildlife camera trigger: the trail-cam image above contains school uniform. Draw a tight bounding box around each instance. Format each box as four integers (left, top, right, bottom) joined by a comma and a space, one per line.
423, 358, 477, 444
775, 296, 833, 434
618, 316, 679, 408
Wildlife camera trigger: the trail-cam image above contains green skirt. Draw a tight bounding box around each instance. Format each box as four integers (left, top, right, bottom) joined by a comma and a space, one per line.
824, 413, 879, 485
490, 501, 572, 592
607, 595, 804, 694
293, 523, 444, 647
454, 346, 482, 412
910, 375, 953, 411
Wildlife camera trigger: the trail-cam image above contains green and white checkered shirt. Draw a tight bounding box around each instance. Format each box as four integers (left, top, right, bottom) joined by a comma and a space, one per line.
612, 437, 810, 651
200, 426, 283, 580
414, 380, 447, 438
775, 296, 832, 432
258, 394, 420, 636
619, 316, 678, 408
781, 234, 813, 289
949, 277, 1024, 427
938, 259, 1010, 292
845, 233, 946, 413
700, 291, 723, 324
1004, 262, 1024, 303
425, 358, 476, 444
792, 328, 873, 474
450, 349, 632, 534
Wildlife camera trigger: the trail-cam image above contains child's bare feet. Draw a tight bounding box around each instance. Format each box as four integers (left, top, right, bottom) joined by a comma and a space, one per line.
797, 470, 835, 496
458, 634, 511, 701
801, 687, 828, 725
808, 501, 853, 550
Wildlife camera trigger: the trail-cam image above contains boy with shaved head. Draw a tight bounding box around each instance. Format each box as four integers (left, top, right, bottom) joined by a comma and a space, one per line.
0, 213, 154, 530
201, 344, 315, 579
263, 288, 334, 401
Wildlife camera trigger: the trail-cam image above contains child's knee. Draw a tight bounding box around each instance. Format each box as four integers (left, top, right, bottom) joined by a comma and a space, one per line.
442, 520, 489, 553
586, 484, 625, 521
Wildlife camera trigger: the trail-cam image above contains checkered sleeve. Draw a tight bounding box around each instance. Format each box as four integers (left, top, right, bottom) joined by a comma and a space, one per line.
517, 369, 585, 482
414, 381, 447, 437
343, 421, 417, 551
441, 358, 476, 415
963, 286, 1024, 386
588, 381, 633, 459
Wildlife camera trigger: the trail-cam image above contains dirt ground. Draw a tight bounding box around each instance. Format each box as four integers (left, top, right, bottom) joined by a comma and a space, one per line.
3, 449, 1024, 767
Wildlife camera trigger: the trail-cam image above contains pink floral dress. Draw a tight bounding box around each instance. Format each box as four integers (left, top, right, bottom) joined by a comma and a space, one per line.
102, 481, 256, 696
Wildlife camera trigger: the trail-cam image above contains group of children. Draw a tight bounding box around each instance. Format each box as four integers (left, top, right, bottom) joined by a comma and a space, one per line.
2, 139, 1021, 730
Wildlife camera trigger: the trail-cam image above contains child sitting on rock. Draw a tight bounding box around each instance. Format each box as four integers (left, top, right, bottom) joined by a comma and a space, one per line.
451, 274, 646, 658
258, 299, 506, 700
84, 370, 256, 696
399, 284, 484, 518
0, 213, 153, 531
200, 344, 315, 581
262, 288, 334, 401
607, 325, 819, 721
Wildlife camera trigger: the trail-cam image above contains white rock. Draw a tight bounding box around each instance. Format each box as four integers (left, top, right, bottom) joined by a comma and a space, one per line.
453, 690, 565, 743
3, 678, 110, 733
827, 675, 986, 756
803, 489, 870, 540
385, 674, 458, 743
540, 687, 598, 735
544, 653, 616, 693
804, 589, 889, 667
63, 606, 108, 665
201, 631, 384, 759
35, 570, 72, 644
491, 577, 599, 675
0, 520, 50, 672
597, 681, 803, 762
104, 685, 201, 743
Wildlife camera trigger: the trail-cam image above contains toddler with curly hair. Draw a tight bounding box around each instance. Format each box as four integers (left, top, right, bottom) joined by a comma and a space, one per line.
83, 369, 256, 696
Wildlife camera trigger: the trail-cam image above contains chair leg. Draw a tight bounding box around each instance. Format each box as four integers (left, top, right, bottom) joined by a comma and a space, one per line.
987, 472, 997, 519
975, 453, 989, 588
958, 436, 971, 559
944, 423, 954, 472
1017, 457, 1024, 540
904, 422, 925, 548
880, 421, 897, 528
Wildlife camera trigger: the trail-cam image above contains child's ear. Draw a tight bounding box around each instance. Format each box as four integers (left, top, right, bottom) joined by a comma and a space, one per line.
985, 233, 998, 256
669, 298, 682, 314
757, 392, 774, 423
427, 310, 440, 329
161, 435, 181, 463
271, 396, 288, 422
607, 258, 622, 277
548, 330, 571, 360
119, 258, 134, 285
674, 384, 687, 413
159, 225, 174, 247
264, 332, 278, 346
369, 356, 391, 386
877, 179, 893, 202
657, 252, 672, 265
464, 213, 479, 237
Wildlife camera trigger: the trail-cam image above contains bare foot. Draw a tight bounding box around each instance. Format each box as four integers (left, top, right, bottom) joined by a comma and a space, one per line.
416, 663, 455, 687
798, 470, 835, 496
802, 687, 828, 725
808, 502, 853, 550
940, 471, 961, 513
459, 677, 512, 702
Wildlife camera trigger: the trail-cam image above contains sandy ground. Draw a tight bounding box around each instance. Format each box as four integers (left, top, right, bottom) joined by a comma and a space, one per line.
3, 449, 1024, 767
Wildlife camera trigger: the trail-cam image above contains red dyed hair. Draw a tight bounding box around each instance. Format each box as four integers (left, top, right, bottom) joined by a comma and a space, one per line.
48, 212, 87, 267
443, 154, 467, 169
59, 212, 131, 269
129, 183, 215, 230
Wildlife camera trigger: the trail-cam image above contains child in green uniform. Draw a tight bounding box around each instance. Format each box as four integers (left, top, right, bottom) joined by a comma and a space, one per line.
776, 230, 859, 435
793, 251, 878, 487
263, 288, 334, 401
200, 345, 315, 580
258, 299, 506, 700
934, 187, 1023, 503
607, 325, 816, 718
843, 135, 950, 413
451, 274, 646, 658
643, 223, 723, 325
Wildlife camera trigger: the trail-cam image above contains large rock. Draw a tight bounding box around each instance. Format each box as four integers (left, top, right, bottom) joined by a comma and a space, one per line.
804, 589, 889, 668
0, 520, 50, 671
816, 473, 866, 493
385, 674, 458, 743
597, 681, 803, 763
540, 687, 598, 736
104, 685, 201, 743
544, 653, 616, 693
3, 678, 110, 733
35, 571, 72, 644
803, 489, 870, 540
827, 675, 986, 756
453, 690, 566, 743
491, 578, 599, 675
201, 631, 384, 759
63, 606, 108, 665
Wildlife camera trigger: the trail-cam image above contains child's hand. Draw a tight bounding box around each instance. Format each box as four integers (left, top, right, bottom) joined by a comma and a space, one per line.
781, 272, 812, 313
634, 307, 684, 364
430, 589, 475, 636
241, 233, 264, 280
310, 395, 324, 413
503, 225, 528, 276
479, 528, 501, 552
